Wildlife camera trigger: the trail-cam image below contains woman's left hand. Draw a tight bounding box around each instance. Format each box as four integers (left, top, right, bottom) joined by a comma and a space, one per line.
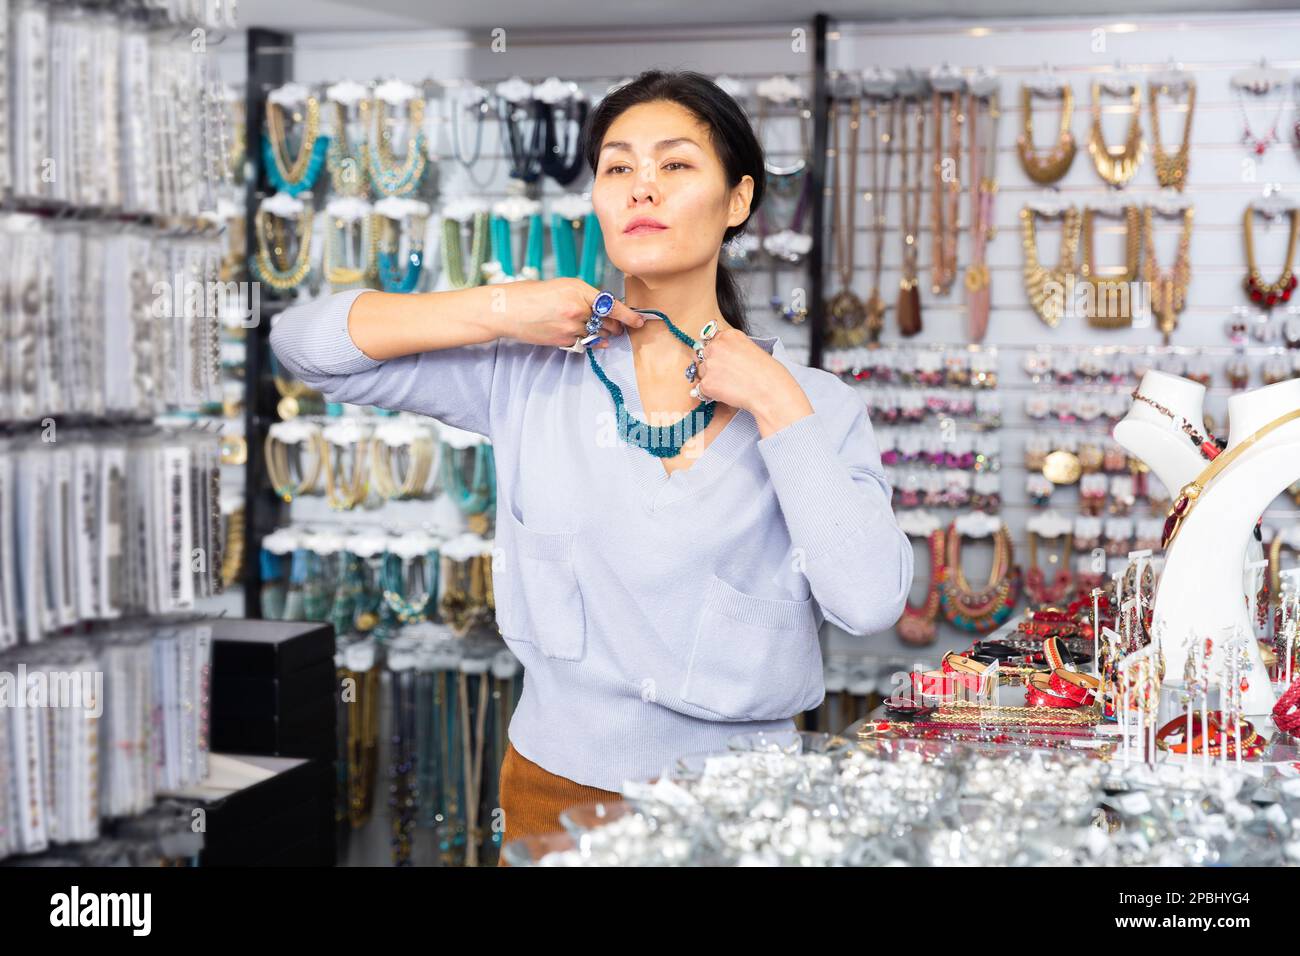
693, 327, 814, 437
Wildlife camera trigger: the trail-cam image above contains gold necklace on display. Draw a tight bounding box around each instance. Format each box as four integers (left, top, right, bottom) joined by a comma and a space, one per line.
1080, 205, 1141, 328
1243, 206, 1299, 308
370, 434, 436, 500
323, 436, 371, 511
896, 95, 925, 337
361, 96, 428, 197
264, 429, 327, 502
253, 205, 314, 291
824, 96, 867, 349
324, 213, 380, 288
266, 96, 322, 186
1017, 83, 1076, 184
327, 99, 369, 196
1087, 82, 1146, 187
862, 97, 896, 345
1020, 204, 1081, 328
930, 88, 963, 296
1148, 79, 1195, 191
1142, 204, 1194, 343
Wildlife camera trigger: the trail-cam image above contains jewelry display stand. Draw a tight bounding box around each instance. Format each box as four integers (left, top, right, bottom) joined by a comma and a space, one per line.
1113, 369, 1266, 597
1143, 379, 1300, 715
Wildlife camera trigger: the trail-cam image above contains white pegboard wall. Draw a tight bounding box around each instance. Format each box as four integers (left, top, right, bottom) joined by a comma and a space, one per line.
824, 11, 1300, 662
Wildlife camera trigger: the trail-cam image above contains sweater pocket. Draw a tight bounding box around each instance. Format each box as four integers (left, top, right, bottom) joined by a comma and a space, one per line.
495, 507, 586, 662
679, 574, 822, 721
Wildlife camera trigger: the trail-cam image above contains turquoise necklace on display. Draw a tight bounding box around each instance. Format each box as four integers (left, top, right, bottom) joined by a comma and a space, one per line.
550, 210, 606, 285
584, 293, 719, 459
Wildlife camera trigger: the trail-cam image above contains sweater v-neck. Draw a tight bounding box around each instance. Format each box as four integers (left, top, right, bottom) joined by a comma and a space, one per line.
590, 309, 783, 511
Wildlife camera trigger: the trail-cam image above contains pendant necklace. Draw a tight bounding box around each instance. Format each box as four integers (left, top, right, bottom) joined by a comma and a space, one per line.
1142, 204, 1194, 342
896, 94, 925, 337
930, 86, 963, 296
1236, 82, 1286, 156
584, 294, 718, 459
965, 89, 1000, 342
824, 96, 867, 349
861, 96, 896, 343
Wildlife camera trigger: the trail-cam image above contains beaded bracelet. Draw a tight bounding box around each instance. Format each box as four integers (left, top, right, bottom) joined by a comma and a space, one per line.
1273, 677, 1300, 736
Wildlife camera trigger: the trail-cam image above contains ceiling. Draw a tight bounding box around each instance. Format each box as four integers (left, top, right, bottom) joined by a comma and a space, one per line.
235, 0, 1295, 33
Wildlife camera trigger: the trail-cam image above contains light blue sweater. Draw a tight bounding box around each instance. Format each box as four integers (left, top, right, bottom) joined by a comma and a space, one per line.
270, 289, 913, 790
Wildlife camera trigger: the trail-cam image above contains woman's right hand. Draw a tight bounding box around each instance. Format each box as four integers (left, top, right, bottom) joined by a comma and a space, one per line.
487, 278, 646, 348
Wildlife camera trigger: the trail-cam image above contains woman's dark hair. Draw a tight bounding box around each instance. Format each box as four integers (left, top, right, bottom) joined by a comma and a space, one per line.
582, 70, 766, 335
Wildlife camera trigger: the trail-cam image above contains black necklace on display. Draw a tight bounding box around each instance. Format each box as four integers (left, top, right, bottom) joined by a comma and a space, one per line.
497, 94, 546, 184
540, 95, 589, 186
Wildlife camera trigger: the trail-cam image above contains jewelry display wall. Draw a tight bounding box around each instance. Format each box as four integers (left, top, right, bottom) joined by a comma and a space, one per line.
824, 12, 1300, 677
0, 622, 213, 863
0, 0, 237, 863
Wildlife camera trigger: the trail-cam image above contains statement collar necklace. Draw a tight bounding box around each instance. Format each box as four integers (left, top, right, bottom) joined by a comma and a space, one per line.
585, 310, 779, 460
586, 308, 715, 460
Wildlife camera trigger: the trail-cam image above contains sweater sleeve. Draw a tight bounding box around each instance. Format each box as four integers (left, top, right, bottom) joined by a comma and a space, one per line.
756, 402, 913, 637
268, 288, 500, 438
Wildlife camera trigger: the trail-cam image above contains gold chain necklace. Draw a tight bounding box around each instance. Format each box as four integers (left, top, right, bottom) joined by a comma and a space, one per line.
266, 96, 321, 185
323, 213, 380, 288
1088, 82, 1146, 187
1148, 79, 1195, 190
370, 435, 436, 500
361, 97, 427, 197
323, 435, 371, 510
327, 100, 369, 196
264, 428, 327, 502
1142, 205, 1194, 343
1081, 205, 1141, 328
862, 97, 895, 344
896, 96, 925, 336
825, 96, 867, 349
253, 205, 314, 291
965, 91, 1000, 341
930, 89, 963, 296
1017, 83, 1075, 184
1243, 206, 1299, 308
1020, 204, 1081, 328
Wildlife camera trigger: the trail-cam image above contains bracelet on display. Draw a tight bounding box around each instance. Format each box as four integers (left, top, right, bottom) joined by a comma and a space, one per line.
1273, 677, 1300, 736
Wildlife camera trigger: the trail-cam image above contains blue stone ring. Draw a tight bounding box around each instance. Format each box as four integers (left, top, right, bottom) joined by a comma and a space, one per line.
582, 290, 617, 342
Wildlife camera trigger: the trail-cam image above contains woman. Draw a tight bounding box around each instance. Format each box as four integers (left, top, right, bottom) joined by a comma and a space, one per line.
270, 70, 913, 855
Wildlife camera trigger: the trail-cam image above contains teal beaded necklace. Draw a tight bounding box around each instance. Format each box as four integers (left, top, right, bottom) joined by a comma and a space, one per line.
586, 308, 715, 459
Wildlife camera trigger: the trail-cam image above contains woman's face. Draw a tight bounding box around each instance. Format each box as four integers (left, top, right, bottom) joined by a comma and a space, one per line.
592, 99, 753, 280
